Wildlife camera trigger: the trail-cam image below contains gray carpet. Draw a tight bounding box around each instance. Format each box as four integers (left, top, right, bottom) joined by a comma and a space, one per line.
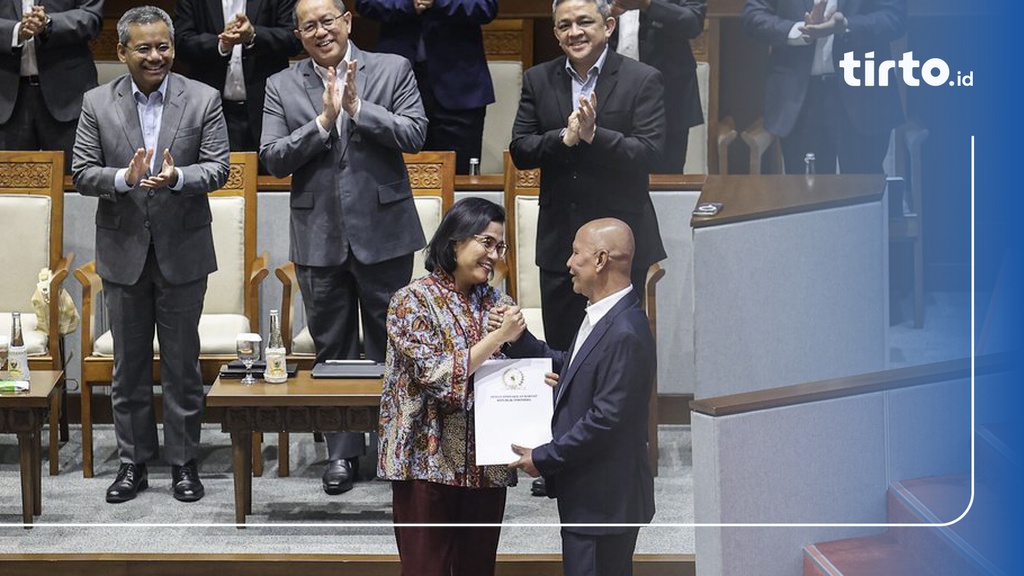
0, 291, 970, 555
0, 425, 694, 555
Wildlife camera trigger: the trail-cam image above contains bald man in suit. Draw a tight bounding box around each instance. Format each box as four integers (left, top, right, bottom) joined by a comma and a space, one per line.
507, 218, 656, 576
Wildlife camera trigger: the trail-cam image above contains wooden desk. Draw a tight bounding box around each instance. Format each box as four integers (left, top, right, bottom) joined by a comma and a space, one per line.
207, 372, 382, 525
0, 370, 63, 525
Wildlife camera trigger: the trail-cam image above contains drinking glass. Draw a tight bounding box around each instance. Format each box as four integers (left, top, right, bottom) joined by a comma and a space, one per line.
235, 333, 262, 385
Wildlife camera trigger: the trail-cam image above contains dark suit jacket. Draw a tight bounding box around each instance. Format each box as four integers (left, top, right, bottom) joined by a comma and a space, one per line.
72, 73, 230, 286
507, 291, 656, 534
743, 0, 906, 138
510, 51, 667, 273
0, 0, 102, 124
634, 0, 706, 172
260, 45, 428, 267
174, 0, 302, 143
355, 0, 496, 111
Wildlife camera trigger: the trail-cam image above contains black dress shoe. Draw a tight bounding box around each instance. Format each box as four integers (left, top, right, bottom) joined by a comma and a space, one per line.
322, 459, 355, 495
531, 477, 547, 497
172, 460, 205, 502
106, 462, 148, 503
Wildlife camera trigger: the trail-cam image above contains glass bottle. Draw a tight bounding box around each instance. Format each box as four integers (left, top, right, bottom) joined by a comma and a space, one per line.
264, 309, 288, 384
804, 153, 816, 175
8, 312, 30, 381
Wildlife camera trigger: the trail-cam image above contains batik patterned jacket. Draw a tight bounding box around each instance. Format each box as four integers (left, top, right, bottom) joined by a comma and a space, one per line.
377, 270, 517, 488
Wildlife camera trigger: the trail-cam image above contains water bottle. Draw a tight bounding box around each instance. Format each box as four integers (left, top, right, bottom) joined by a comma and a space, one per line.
264, 309, 288, 384
8, 312, 30, 381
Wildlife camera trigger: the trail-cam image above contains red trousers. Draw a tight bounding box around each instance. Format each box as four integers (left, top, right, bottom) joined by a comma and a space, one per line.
391, 480, 507, 576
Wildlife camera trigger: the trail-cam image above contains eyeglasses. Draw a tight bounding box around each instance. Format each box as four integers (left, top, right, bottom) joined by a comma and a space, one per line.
126, 43, 172, 57
298, 13, 343, 38
473, 235, 509, 258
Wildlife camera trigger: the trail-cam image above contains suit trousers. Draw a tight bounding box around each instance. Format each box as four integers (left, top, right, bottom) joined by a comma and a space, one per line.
414, 63, 486, 175
561, 527, 641, 576
104, 245, 208, 466
296, 253, 414, 460
391, 480, 506, 576
0, 78, 77, 174
780, 75, 891, 175
539, 266, 649, 351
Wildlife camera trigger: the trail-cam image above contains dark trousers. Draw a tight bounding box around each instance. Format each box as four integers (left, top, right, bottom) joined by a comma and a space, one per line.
104, 245, 207, 466
539, 267, 649, 351
222, 99, 270, 174
0, 78, 77, 173
651, 124, 690, 174
561, 527, 641, 576
414, 63, 486, 175
295, 253, 413, 460
392, 480, 507, 576
780, 76, 891, 175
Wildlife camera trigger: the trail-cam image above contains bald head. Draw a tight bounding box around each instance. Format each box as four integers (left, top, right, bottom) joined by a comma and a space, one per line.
567, 218, 636, 302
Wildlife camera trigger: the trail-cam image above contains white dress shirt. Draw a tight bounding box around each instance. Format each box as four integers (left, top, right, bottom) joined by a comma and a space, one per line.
787, 0, 839, 75
568, 285, 633, 366
617, 10, 641, 61
12, 0, 39, 77
220, 0, 247, 101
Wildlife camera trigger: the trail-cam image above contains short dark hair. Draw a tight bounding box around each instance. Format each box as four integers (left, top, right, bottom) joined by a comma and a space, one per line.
425, 198, 506, 275
117, 6, 174, 45
294, 0, 347, 29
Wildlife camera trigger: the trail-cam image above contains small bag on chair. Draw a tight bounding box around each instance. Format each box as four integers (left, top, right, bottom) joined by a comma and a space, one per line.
31, 267, 80, 336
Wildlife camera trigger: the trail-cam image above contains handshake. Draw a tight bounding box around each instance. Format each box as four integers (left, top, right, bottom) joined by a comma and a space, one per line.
487, 305, 526, 344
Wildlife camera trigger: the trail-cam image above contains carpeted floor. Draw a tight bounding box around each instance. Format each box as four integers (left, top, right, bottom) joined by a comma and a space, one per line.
0, 425, 694, 555
0, 291, 971, 555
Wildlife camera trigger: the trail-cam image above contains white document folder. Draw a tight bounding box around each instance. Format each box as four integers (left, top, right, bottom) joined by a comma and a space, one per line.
473, 358, 554, 466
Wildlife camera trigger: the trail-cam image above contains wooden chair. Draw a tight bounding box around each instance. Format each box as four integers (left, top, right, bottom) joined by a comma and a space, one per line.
741, 117, 785, 175
891, 121, 929, 328
74, 152, 268, 478
502, 152, 665, 475
0, 150, 74, 476
272, 150, 455, 477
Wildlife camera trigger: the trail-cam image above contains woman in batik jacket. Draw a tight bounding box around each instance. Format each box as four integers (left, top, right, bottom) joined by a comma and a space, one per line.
378, 197, 526, 576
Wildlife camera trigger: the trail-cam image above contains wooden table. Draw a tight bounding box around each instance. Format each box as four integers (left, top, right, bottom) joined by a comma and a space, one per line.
206, 372, 382, 525
0, 370, 63, 525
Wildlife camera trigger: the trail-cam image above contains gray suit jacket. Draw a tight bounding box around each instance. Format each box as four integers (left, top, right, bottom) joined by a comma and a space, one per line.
72, 73, 230, 286
260, 44, 428, 267
0, 0, 103, 124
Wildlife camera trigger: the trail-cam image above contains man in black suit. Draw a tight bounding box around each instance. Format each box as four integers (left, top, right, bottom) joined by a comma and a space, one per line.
743, 0, 906, 174
507, 218, 656, 576
0, 0, 103, 172
174, 0, 302, 160
610, 0, 705, 174
72, 5, 230, 504
510, 0, 666, 353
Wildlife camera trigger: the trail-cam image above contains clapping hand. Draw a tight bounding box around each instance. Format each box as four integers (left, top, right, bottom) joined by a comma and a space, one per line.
577, 92, 597, 144
140, 149, 178, 189
342, 60, 360, 118
125, 147, 152, 188
219, 13, 255, 51
414, 0, 434, 15
18, 6, 46, 42
318, 66, 342, 131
